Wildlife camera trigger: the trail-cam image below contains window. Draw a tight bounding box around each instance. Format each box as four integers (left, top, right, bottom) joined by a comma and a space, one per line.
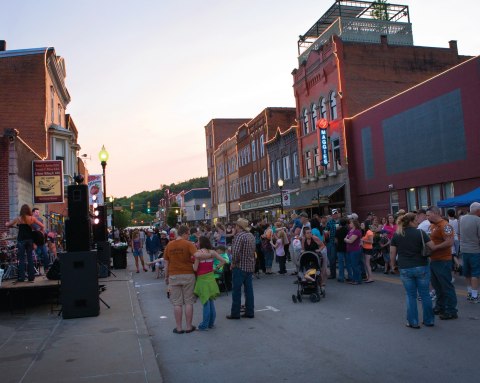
332, 138, 341, 170
311, 104, 317, 131
407, 188, 417, 212
260, 134, 265, 157
246, 147, 250, 163
262, 169, 267, 191
314, 147, 321, 175
271, 161, 276, 187
305, 151, 313, 176
254, 172, 258, 193
330, 91, 338, 120
50, 86, 55, 123
276, 159, 282, 181
252, 141, 256, 161
320, 98, 327, 119
303, 108, 309, 135
283, 155, 291, 180
443, 182, 454, 199
418, 187, 428, 209
430, 184, 442, 207
248, 175, 252, 193
293, 152, 299, 177
55, 138, 65, 162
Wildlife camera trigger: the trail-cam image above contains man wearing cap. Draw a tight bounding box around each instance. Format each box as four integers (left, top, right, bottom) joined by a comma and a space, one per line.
227, 218, 256, 319
145, 228, 161, 272
299, 212, 311, 239
325, 209, 340, 279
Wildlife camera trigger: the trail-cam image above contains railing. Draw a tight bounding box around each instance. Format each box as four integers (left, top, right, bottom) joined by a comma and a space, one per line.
298, 17, 413, 64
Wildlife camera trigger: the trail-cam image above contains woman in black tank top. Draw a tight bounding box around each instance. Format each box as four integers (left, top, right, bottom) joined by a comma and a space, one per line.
5, 204, 44, 282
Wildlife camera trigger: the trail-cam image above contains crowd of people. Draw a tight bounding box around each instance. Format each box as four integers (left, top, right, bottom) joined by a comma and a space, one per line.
4, 201, 479, 331
126, 203, 478, 332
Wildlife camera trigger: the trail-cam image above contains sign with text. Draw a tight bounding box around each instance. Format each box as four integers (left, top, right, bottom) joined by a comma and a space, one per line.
88, 174, 104, 206
320, 128, 329, 166
33, 160, 64, 204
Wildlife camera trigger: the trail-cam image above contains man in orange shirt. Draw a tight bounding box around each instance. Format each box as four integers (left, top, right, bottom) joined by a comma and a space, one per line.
426, 206, 458, 320
164, 225, 207, 334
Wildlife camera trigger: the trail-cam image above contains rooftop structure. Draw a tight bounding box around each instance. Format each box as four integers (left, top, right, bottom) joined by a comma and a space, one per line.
298, 0, 412, 64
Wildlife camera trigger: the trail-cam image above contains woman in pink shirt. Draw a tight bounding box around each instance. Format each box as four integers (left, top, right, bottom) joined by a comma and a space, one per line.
193, 236, 226, 331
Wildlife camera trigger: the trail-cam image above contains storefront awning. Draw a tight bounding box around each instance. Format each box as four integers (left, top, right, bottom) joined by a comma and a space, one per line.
289, 183, 345, 210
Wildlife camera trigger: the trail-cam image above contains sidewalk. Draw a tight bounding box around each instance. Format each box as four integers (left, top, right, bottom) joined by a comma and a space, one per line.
0, 253, 163, 383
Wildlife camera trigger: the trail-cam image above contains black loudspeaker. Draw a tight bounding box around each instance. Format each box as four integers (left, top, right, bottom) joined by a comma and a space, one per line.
67, 184, 89, 219
97, 241, 111, 278
65, 217, 91, 252
60, 251, 99, 319
92, 205, 107, 242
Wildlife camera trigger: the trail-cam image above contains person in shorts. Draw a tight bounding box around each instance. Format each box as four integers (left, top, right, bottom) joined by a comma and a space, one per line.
164, 225, 211, 334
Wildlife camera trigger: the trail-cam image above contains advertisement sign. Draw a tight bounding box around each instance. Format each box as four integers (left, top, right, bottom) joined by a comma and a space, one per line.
320, 128, 329, 166
283, 191, 291, 207
88, 174, 104, 206
33, 160, 64, 204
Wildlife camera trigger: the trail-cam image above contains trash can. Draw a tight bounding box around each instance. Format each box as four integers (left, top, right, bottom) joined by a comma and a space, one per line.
112, 247, 127, 269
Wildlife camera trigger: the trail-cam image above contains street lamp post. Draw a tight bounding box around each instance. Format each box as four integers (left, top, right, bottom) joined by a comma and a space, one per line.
277, 178, 284, 215
202, 203, 206, 221
109, 196, 115, 239
99, 145, 109, 240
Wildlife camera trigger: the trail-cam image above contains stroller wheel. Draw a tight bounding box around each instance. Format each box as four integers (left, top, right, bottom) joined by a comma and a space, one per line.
292, 294, 297, 303
297, 293, 302, 303
321, 287, 326, 298
310, 293, 320, 303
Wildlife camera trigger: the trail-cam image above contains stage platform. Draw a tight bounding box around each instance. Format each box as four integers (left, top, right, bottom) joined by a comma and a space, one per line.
0, 276, 60, 291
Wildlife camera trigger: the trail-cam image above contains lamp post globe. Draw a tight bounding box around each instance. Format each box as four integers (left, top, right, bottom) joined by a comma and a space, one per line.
202, 203, 206, 220
277, 178, 284, 215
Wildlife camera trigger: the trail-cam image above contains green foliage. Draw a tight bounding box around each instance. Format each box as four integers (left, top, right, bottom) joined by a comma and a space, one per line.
114, 176, 208, 217
371, 0, 388, 20
167, 202, 179, 228
113, 210, 131, 230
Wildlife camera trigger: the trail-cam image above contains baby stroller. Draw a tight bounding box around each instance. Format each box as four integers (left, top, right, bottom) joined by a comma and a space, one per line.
292, 251, 325, 303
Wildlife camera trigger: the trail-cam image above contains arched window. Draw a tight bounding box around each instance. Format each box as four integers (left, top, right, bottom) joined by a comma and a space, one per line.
320, 97, 327, 119
311, 103, 317, 131
302, 108, 309, 135
330, 91, 338, 120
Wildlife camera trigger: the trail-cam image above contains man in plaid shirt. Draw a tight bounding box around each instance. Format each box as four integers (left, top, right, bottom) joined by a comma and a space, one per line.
227, 218, 256, 319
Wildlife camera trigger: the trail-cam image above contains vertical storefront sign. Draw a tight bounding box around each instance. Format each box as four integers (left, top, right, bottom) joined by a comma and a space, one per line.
33, 160, 64, 204
88, 174, 104, 206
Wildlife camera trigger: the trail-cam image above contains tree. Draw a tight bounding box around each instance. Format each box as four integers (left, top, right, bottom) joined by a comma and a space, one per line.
167, 203, 179, 228
371, 0, 388, 20
113, 210, 131, 230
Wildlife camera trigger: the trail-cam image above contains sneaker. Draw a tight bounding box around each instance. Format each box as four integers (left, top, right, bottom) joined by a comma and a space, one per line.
467, 295, 479, 303
439, 312, 458, 320
430, 291, 437, 301
467, 291, 472, 300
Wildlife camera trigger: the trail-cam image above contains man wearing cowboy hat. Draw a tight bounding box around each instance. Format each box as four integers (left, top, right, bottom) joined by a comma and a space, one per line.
227, 218, 256, 319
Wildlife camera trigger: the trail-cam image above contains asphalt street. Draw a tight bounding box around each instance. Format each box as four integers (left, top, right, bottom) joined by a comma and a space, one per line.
134, 263, 479, 383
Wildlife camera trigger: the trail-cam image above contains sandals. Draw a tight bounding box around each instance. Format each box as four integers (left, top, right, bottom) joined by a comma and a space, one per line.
185, 326, 196, 333
173, 328, 184, 334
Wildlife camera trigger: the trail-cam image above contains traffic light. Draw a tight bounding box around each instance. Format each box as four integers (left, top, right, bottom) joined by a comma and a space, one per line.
147, 201, 151, 213
130, 201, 134, 210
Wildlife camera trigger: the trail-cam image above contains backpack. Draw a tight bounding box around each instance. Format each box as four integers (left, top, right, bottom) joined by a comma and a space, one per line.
46, 259, 61, 280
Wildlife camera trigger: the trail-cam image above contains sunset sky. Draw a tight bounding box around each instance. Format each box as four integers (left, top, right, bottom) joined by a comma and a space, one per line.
2, 0, 479, 197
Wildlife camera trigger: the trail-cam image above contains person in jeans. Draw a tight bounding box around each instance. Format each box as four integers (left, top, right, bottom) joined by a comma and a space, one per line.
5, 204, 45, 282
390, 213, 436, 328
426, 206, 458, 320
458, 202, 480, 303
324, 209, 339, 279
335, 218, 350, 282
227, 218, 256, 319
145, 228, 161, 272
344, 219, 363, 285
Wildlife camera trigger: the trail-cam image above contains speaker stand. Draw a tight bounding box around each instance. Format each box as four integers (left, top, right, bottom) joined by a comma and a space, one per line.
98, 262, 117, 278
99, 284, 111, 309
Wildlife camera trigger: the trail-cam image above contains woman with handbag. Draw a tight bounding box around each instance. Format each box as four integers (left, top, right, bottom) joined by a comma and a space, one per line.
5, 204, 45, 282
390, 213, 436, 328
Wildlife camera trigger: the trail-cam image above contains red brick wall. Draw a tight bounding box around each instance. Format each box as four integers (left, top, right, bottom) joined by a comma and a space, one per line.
0, 138, 9, 227
0, 54, 48, 158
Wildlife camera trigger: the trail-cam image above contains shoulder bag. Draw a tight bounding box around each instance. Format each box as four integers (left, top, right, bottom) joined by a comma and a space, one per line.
420, 231, 432, 257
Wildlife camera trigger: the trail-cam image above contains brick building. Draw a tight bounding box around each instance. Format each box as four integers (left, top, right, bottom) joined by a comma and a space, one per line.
0, 41, 83, 231
292, 1, 470, 215
204, 118, 250, 220
237, 107, 296, 221
346, 56, 480, 218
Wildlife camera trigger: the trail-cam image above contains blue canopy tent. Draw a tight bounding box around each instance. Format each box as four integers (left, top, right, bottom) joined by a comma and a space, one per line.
437, 187, 480, 208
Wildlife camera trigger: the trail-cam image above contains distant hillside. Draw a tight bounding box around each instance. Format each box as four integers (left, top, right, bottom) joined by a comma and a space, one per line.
114, 176, 208, 216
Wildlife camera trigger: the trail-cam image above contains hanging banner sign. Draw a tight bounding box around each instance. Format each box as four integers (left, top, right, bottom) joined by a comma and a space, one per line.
33, 160, 64, 204
88, 174, 104, 206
